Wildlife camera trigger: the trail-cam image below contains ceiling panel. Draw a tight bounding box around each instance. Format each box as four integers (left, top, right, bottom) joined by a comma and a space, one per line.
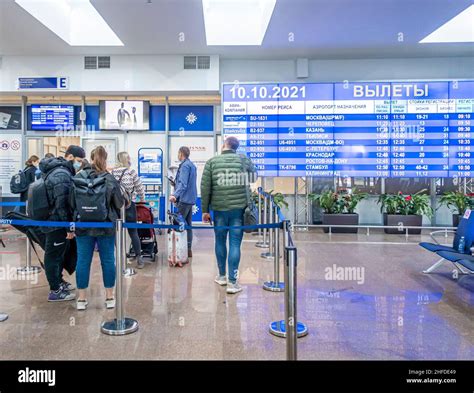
0, 0, 472, 59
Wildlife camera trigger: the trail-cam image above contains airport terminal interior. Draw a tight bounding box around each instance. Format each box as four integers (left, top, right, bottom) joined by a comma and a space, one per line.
0, 0, 473, 364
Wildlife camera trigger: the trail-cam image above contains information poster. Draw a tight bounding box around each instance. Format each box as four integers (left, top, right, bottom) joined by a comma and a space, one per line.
138, 148, 163, 185
169, 136, 215, 194
0, 135, 23, 197
169, 137, 214, 223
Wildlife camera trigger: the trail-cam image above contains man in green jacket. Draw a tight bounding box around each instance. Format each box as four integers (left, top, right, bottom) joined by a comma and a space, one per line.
201, 136, 257, 294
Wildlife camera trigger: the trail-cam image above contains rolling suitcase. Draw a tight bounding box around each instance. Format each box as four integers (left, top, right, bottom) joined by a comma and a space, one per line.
167, 211, 188, 267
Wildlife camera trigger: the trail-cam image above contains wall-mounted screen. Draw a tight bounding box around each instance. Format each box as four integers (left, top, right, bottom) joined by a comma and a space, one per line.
222, 81, 474, 178
0, 106, 22, 129
30, 104, 75, 131
99, 100, 150, 130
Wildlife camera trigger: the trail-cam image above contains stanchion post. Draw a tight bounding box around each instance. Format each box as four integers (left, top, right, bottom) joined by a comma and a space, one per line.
17, 201, 41, 275
121, 205, 136, 277
256, 193, 269, 248
257, 187, 262, 237
285, 246, 297, 360
101, 218, 138, 335
263, 206, 284, 292
261, 196, 275, 259
269, 220, 308, 344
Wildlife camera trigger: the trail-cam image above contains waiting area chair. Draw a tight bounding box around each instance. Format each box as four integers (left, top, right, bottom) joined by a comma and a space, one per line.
419, 210, 474, 275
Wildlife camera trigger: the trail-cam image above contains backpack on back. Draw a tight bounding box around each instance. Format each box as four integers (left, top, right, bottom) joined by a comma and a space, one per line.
10, 168, 28, 194
72, 171, 108, 222
27, 168, 69, 220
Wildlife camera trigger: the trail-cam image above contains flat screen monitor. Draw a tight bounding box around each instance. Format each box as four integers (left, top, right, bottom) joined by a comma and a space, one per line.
99, 100, 150, 130
30, 104, 75, 131
0, 106, 21, 129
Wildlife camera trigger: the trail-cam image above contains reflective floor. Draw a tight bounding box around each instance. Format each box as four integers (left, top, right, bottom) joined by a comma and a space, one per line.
0, 228, 473, 360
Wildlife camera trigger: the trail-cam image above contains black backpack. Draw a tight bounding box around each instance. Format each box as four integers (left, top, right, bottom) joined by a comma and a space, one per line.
27, 168, 69, 220
72, 171, 109, 222
10, 168, 28, 194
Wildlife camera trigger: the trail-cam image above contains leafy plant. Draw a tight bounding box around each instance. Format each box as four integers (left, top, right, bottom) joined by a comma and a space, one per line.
439, 191, 474, 215
378, 190, 432, 217
268, 190, 288, 209
251, 190, 288, 210
309, 189, 367, 214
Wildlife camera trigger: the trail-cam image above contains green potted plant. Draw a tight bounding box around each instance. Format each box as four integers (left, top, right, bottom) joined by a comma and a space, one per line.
378, 190, 432, 234
309, 189, 367, 233
439, 191, 474, 227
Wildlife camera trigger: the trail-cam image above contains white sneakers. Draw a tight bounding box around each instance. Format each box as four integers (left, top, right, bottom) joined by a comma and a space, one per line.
105, 298, 116, 309
75, 298, 115, 310
214, 275, 227, 286
76, 300, 88, 311
226, 282, 242, 294
214, 275, 242, 294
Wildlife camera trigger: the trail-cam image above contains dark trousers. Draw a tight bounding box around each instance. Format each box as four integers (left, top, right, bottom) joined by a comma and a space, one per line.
177, 202, 193, 250
126, 202, 142, 258
44, 229, 68, 291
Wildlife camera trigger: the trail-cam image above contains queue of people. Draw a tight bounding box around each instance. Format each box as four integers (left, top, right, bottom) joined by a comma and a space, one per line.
12, 136, 257, 310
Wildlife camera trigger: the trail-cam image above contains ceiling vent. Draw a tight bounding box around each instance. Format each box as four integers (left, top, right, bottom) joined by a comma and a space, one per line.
84, 56, 111, 69
197, 56, 211, 69
184, 56, 210, 70
84, 56, 97, 69
98, 56, 111, 69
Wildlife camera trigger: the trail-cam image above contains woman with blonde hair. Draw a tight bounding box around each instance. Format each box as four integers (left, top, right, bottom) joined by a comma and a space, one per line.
112, 151, 146, 268
70, 146, 124, 311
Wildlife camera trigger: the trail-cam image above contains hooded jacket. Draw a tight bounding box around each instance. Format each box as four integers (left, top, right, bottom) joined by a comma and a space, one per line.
38, 157, 75, 233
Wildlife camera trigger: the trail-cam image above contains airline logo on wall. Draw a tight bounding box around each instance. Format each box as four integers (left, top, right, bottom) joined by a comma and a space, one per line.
169, 105, 213, 131
186, 112, 198, 125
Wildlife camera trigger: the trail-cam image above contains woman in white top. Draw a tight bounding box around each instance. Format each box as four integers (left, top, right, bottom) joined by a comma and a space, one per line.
112, 152, 146, 269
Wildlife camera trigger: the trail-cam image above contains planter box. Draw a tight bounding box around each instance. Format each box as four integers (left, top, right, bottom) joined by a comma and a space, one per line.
452, 214, 462, 227
323, 213, 359, 234
383, 213, 422, 234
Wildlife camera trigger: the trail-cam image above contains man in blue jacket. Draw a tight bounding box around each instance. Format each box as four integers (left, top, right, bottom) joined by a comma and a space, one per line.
169, 146, 197, 260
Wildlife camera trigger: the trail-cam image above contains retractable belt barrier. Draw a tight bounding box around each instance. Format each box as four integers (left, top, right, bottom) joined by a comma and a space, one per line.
0, 202, 27, 207
0, 193, 305, 360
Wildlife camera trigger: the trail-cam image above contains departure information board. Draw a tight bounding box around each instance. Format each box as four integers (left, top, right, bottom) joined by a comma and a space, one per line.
222, 81, 473, 178
30, 104, 75, 131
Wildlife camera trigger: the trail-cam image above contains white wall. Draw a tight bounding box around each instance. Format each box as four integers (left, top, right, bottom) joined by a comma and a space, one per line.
0, 55, 220, 93
220, 57, 474, 83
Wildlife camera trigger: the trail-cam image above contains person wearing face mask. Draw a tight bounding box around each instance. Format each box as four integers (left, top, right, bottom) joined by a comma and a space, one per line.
38, 145, 84, 302
112, 151, 146, 268
169, 146, 197, 262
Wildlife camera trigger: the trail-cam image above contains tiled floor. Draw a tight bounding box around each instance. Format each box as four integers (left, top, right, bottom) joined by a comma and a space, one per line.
0, 228, 473, 360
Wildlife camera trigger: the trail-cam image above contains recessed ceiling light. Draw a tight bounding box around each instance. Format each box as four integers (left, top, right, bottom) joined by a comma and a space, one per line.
15, 0, 123, 46
419, 4, 474, 43
202, 0, 276, 45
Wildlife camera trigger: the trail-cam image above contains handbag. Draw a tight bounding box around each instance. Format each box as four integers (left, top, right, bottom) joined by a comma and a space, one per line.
117, 168, 132, 210
239, 155, 258, 233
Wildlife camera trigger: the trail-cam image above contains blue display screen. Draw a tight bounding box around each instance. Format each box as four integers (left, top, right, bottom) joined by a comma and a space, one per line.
30, 104, 75, 131
222, 81, 474, 178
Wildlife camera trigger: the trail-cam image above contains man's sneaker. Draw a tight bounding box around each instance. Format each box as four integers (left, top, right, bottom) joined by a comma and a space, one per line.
226, 282, 242, 294
105, 298, 116, 309
136, 257, 145, 269
76, 300, 88, 311
61, 280, 75, 291
214, 275, 227, 286
48, 289, 75, 302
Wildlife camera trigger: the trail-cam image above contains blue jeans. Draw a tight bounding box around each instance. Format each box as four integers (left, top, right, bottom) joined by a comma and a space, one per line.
76, 235, 116, 290
213, 209, 245, 284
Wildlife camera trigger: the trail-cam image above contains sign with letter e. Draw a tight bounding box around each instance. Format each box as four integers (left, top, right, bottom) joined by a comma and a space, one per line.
18, 77, 69, 90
